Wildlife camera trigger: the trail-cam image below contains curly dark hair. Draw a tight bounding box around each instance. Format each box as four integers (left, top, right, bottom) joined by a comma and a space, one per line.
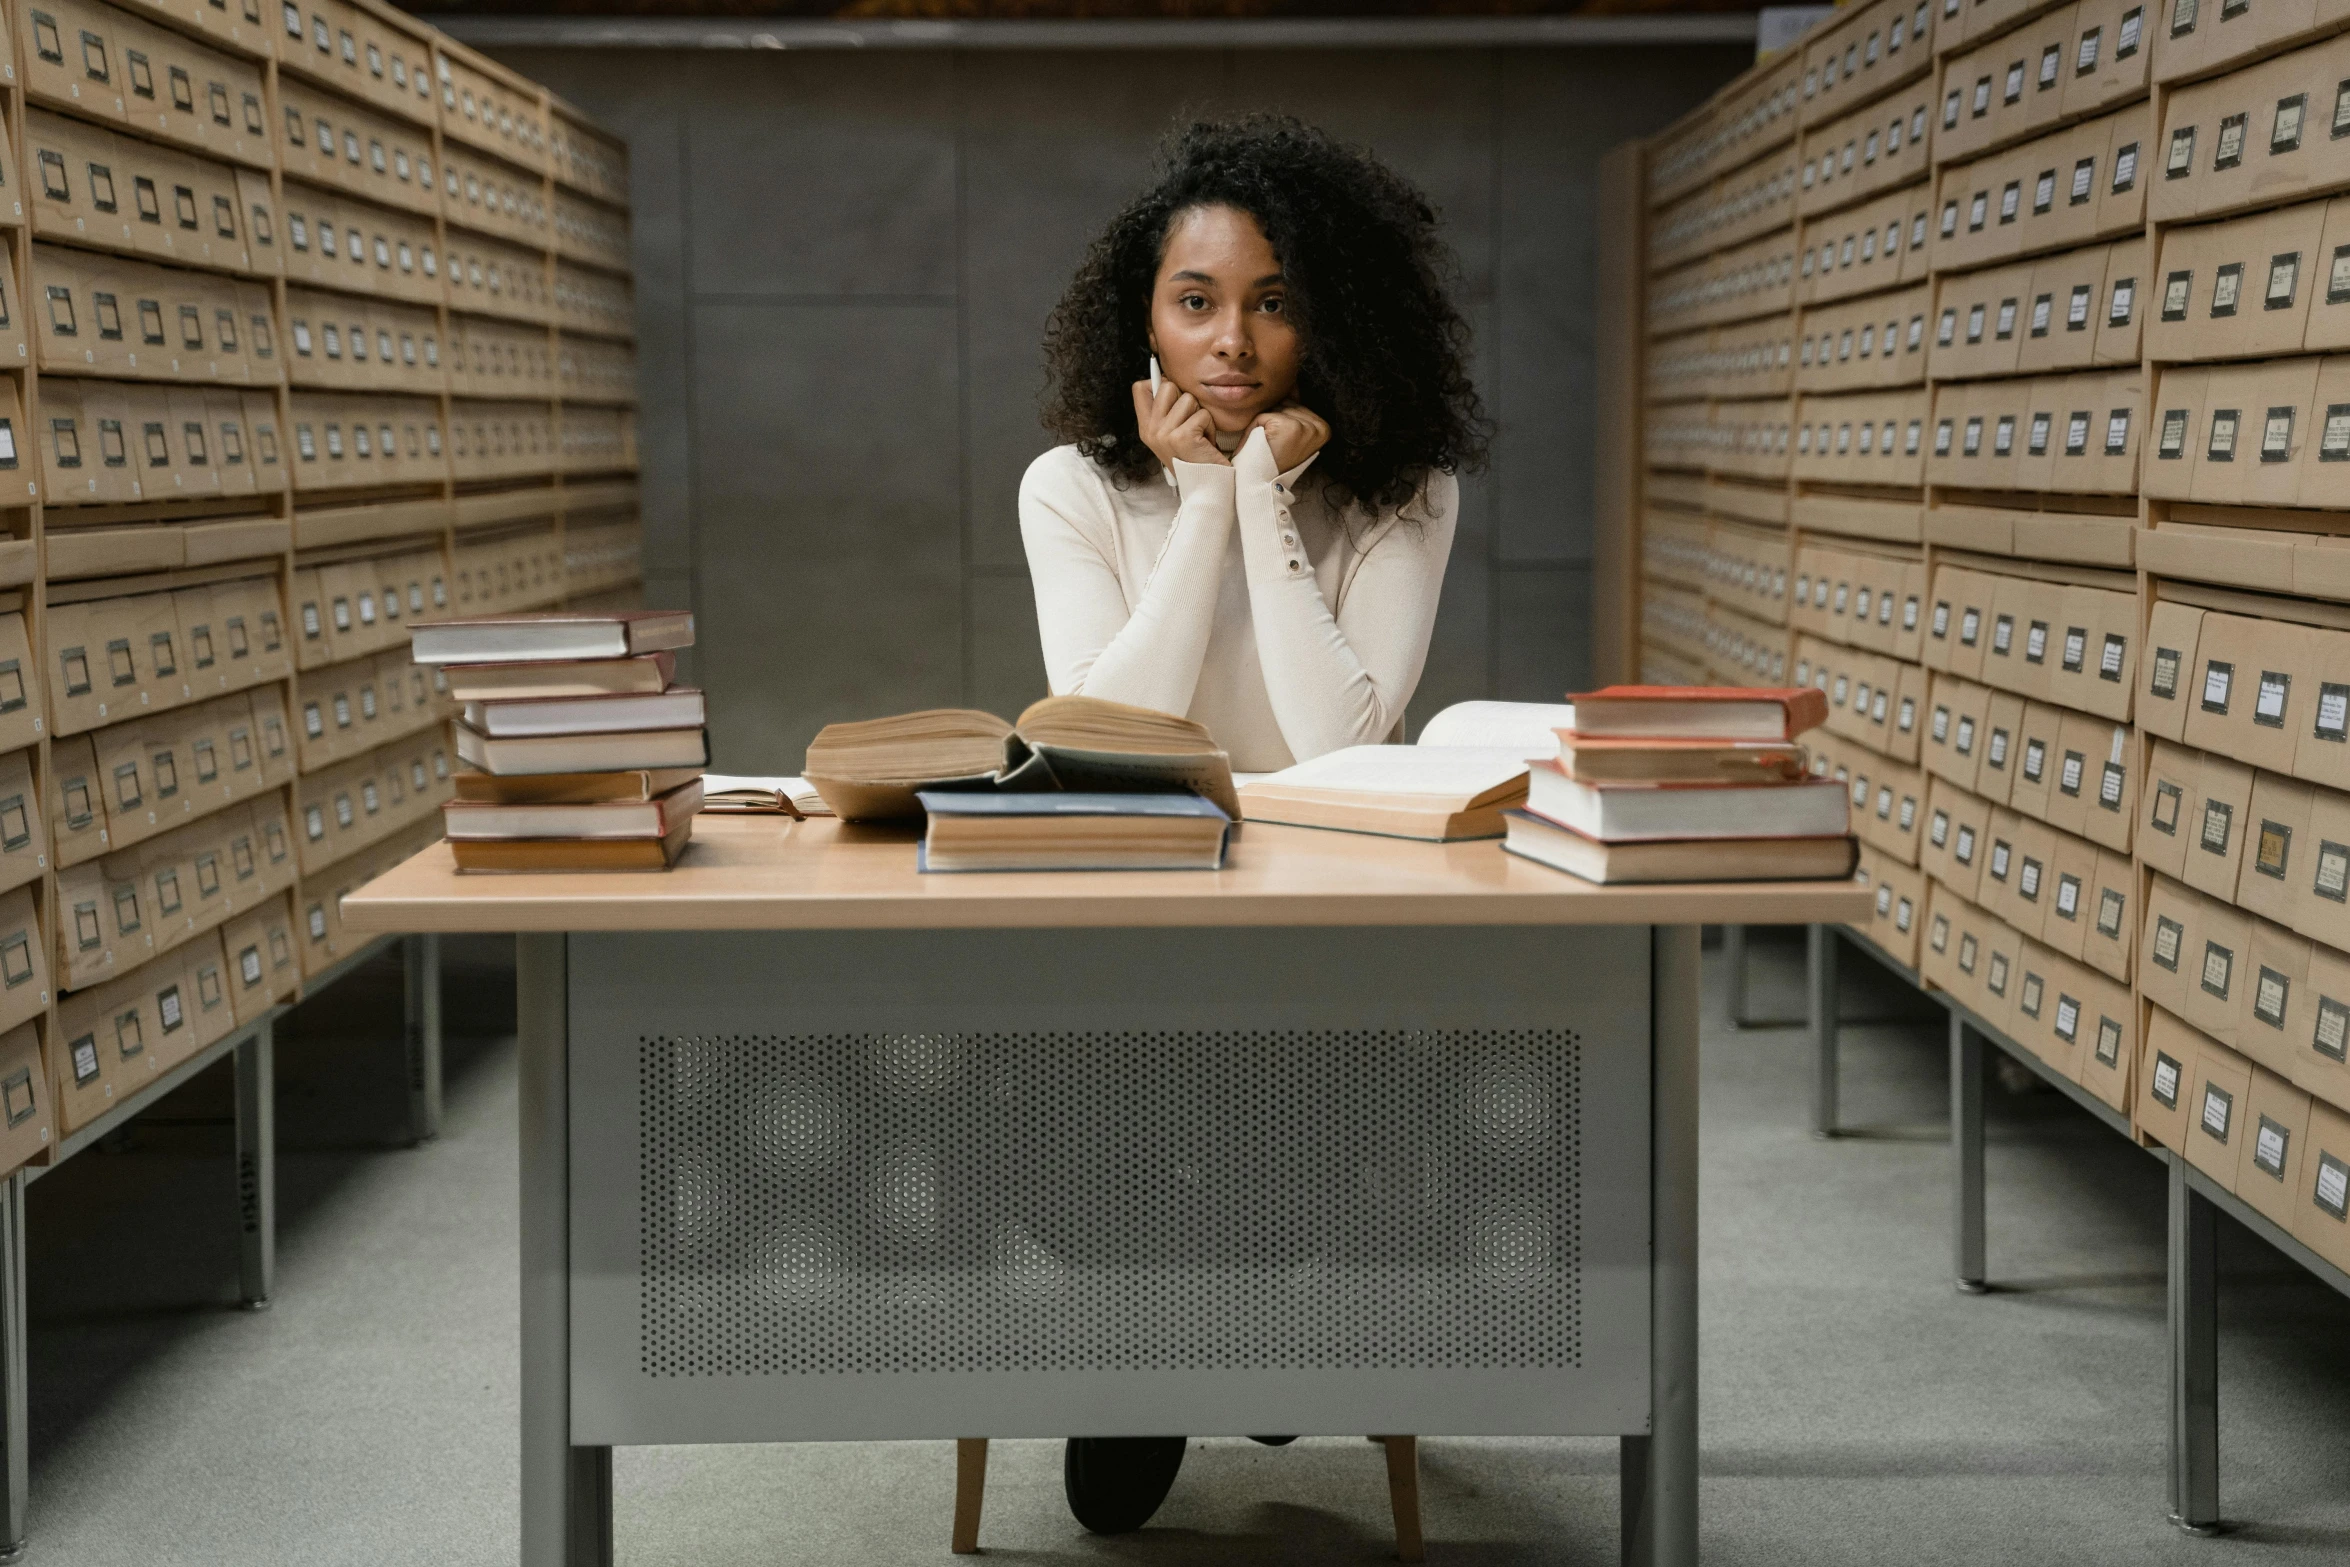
1041, 113, 1490, 517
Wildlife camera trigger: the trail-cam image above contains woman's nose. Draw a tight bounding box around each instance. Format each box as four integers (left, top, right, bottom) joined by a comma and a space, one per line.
1214, 309, 1251, 357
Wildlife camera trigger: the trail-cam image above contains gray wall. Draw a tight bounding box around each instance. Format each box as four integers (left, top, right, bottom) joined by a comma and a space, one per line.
494, 43, 1744, 770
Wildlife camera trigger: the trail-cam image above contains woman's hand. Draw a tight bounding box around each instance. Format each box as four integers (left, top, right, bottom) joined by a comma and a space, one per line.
1133, 379, 1225, 469
1251, 402, 1331, 473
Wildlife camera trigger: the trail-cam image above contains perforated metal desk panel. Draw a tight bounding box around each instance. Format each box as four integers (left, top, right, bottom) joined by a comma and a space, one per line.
344, 816, 1869, 1567
569, 922, 1650, 1445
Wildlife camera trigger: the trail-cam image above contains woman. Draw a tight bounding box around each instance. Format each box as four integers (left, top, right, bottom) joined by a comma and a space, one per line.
1022, 112, 1487, 774
1014, 113, 1489, 1536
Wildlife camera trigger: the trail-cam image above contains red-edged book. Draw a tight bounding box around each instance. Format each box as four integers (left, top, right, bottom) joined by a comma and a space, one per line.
1553, 732, 1808, 784
1569, 685, 1828, 741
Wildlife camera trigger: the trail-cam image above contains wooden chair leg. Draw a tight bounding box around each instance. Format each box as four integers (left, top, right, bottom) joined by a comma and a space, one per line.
952, 1438, 989, 1554
1380, 1435, 1424, 1562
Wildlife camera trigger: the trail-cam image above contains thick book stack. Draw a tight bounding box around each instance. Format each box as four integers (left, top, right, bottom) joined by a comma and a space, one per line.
1504, 687, 1858, 885
409, 612, 706, 872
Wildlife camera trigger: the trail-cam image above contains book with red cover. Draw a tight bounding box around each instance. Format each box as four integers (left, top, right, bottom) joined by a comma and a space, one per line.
443, 652, 677, 702
1553, 732, 1807, 784
452, 767, 705, 805
1567, 685, 1829, 741
450, 814, 695, 872
444, 779, 704, 840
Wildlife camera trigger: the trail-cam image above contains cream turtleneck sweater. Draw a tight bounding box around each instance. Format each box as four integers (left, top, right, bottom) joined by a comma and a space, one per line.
1018, 426, 1458, 772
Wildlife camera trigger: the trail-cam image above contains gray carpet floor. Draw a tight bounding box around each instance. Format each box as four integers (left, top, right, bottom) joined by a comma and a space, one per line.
14, 929, 2349, 1564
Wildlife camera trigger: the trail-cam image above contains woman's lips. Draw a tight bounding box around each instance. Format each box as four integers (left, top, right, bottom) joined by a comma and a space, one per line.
1199, 381, 1260, 402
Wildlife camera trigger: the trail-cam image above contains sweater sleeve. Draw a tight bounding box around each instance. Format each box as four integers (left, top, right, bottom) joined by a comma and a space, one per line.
1019, 450, 1237, 718
1230, 428, 1458, 760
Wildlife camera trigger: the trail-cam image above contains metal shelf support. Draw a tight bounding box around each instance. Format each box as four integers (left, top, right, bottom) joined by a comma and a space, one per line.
405, 934, 443, 1145
1950, 1012, 1987, 1294
235, 1022, 276, 1312
1724, 924, 1751, 1026
0, 1012, 279, 1551
1808, 923, 1840, 1137
2167, 1155, 2222, 1534
0, 1172, 24, 1563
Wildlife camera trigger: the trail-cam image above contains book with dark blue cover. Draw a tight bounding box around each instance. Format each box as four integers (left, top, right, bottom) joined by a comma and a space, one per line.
915, 791, 1232, 872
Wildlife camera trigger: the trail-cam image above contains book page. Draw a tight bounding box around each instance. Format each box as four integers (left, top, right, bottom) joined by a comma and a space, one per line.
1252, 744, 1532, 796
1016, 693, 1217, 754
1414, 701, 1577, 755
808, 769, 1000, 820
803, 709, 1012, 783
703, 774, 831, 815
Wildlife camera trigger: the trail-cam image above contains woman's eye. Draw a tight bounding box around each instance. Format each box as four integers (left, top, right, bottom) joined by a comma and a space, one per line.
1260, 297, 1284, 314
1181, 294, 1209, 310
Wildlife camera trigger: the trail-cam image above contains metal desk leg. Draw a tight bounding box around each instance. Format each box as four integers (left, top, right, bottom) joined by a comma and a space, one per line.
1951, 1015, 1987, 1295
1808, 924, 1840, 1138
1618, 1436, 1651, 1567
1723, 925, 1750, 1027
2168, 1155, 2223, 1535
404, 933, 443, 1145
0, 1171, 26, 1561
520, 933, 612, 1567
1625, 924, 1701, 1567
234, 1022, 274, 1311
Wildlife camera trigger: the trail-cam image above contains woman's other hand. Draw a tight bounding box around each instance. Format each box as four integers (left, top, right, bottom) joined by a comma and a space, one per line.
1133, 380, 1225, 469
1252, 402, 1330, 472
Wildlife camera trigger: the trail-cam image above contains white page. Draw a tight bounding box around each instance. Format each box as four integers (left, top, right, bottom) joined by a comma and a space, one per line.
1251, 744, 1531, 795
1414, 700, 1577, 756
703, 774, 831, 814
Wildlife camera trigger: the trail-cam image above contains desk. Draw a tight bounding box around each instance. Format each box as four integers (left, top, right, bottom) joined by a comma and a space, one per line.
345, 816, 1866, 1567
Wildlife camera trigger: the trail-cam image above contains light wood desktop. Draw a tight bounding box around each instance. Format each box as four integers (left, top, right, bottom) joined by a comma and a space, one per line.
342, 815, 1864, 1567
343, 813, 1873, 934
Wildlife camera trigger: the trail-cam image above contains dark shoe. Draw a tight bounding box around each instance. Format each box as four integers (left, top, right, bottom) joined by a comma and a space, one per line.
1248, 1435, 1298, 1446
1064, 1435, 1187, 1534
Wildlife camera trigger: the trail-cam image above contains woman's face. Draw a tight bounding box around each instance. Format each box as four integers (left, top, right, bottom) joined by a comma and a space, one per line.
1148, 204, 1301, 434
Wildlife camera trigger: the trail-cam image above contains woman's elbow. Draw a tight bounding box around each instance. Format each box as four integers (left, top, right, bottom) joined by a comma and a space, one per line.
1059, 653, 1182, 715
1290, 687, 1401, 759
1354, 697, 1404, 748
1050, 654, 1103, 699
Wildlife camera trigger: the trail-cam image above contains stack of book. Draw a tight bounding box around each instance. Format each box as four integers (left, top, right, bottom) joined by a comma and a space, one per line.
409, 610, 706, 872
1503, 686, 1857, 884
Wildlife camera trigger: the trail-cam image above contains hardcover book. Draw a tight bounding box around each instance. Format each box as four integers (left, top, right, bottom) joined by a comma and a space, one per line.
805, 695, 1238, 822
916, 790, 1233, 872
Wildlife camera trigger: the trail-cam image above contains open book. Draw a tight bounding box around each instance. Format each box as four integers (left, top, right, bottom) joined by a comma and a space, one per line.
701, 775, 824, 817
803, 696, 1239, 822
1239, 745, 1531, 841
1413, 700, 1577, 754
1234, 701, 1578, 841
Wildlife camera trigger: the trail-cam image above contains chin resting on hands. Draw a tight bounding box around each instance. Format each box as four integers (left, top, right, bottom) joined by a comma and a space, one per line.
1131, 379, 1226, 469
1250, 403, 1331, 473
